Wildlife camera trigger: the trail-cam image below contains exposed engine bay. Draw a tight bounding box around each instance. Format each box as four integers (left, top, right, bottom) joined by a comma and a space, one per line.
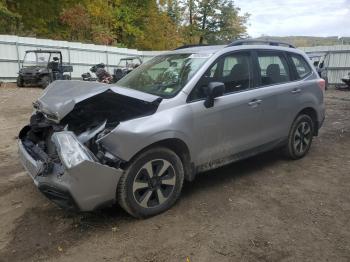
19, 89, 161, 175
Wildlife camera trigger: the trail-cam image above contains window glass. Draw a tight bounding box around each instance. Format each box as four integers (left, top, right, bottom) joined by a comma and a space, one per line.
189, 52, 252, 101
117, 53, 209, 98
290, 54, 311, 79
23, 52, 49, 67
257, 53, 290, 85
223, 56, 238, 77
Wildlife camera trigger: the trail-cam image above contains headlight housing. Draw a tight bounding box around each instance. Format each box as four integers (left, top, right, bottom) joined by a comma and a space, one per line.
52, 131, 95, 169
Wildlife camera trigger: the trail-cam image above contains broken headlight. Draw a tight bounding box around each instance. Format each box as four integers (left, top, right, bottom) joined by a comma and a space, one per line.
52, 131, 95, 169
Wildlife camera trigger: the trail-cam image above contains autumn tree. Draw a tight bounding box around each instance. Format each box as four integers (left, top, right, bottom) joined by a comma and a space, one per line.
2, 0, 249, 49
60, 4, 91, 41
85, 0, 116, 45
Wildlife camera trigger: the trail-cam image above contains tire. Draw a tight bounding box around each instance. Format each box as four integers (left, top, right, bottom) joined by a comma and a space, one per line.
284, 114, 314, 160
118, 147, 184, 218
63, 74, 71, 80
17, 76, 24, 87
40, 75, 51, 88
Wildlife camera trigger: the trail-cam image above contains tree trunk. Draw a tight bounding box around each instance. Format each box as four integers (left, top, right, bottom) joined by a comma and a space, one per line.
199, 4, 207, 44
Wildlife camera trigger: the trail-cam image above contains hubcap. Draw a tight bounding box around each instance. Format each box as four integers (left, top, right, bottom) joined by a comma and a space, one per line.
132, 159, 176, 208
293, 121, 312, 154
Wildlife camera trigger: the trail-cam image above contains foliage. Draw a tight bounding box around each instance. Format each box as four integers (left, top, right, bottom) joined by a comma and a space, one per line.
3, 0, 250, 50
0, 0, 21, 34
60, 4, 91, 41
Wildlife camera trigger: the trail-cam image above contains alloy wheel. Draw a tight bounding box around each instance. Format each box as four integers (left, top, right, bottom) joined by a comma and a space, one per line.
132, 159, 176, 208
293, 121, 312, 155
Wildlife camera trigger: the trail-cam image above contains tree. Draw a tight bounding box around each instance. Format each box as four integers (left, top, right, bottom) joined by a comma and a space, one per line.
86, 0, 116, 44
208, 0, 249, 44
0, 0, 21, 34
60, 4, 91, 41
1, 0, 249, 49
195, 0, 248, 44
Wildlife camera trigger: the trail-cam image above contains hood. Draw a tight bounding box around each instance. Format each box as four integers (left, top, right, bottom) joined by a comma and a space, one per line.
20, 66, 46, 73
35, 80, 161, 122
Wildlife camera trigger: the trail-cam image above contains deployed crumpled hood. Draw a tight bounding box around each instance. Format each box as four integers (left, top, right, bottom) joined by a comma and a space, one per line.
35, 80, 161, 121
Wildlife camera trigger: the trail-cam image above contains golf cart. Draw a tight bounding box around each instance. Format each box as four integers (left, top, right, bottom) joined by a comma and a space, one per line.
17, 50, 73, 88
114, 56, 142, 81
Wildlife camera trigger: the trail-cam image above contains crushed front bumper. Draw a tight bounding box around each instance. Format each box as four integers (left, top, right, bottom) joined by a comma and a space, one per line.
18, 139, 123, 211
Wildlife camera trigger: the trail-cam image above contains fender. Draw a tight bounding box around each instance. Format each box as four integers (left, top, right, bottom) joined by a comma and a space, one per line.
98, 111, 194, 162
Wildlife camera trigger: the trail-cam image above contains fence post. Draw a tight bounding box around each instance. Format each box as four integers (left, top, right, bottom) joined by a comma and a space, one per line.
15, 41, 20, 71
105, 50, 109, 71
67, 46, 71, 78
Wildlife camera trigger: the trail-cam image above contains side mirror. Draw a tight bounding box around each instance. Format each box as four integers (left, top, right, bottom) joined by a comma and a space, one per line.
204, 82, 225, 108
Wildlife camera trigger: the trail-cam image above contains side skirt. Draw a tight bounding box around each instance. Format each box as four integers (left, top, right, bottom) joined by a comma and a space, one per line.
196, 138, 287, 174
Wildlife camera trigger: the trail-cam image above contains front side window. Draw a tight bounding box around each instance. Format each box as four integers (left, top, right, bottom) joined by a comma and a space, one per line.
290, 54, 312, 79
117, 53, 210, 98
257, 52, 290, 86
189, 52, 252, 101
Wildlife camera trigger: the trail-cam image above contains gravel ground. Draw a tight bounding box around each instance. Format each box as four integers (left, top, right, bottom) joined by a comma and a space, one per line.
0, 83, 349, 262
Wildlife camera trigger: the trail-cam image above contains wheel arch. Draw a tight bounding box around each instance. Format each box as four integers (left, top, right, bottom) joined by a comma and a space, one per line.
123, 138, 195, 182
295, 107, 319, 135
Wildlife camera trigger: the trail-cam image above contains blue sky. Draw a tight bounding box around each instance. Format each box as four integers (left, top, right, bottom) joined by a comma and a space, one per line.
234, 0, 350, 37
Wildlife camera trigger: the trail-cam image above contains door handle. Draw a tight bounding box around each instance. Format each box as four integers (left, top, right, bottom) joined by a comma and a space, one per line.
248, 99, 262, 106
291, 88, 301, 94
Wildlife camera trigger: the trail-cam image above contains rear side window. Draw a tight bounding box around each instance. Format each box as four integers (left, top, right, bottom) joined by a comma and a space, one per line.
257, 52, 290, 86
290, 54, 312, 79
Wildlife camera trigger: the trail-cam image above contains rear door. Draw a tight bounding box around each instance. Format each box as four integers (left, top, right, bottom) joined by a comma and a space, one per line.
252, 50, 312, 144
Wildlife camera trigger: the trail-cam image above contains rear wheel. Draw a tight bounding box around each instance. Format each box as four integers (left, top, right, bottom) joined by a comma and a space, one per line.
284, 114, 314, 159
118, 147, 184, 218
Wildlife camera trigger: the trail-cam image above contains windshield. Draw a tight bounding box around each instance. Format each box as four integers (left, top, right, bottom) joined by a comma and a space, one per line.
23, 52, 60, 67
117, 53, 210, 98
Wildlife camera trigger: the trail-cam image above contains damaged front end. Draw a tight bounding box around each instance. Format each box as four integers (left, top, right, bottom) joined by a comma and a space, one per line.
18, 81, 161, 211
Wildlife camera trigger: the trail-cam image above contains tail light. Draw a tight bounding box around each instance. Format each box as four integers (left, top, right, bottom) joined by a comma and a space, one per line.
318, 78, 325, 92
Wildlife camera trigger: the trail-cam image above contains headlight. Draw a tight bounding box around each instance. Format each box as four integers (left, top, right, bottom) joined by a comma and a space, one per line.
52, 131, 95, 169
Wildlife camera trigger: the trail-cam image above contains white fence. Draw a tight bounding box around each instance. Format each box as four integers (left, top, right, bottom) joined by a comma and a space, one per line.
0, 35, 164, 82
2, 35, 349, 85
300, 45, 350, 85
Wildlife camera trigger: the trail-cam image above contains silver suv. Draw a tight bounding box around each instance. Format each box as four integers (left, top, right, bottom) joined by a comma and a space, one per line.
18, 40, 325, 218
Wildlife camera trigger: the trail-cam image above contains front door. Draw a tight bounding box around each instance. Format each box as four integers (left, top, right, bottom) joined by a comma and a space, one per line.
187, 51, 265, 167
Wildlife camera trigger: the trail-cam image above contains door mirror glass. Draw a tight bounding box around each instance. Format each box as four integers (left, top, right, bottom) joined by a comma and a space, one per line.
204, 82, 225, 108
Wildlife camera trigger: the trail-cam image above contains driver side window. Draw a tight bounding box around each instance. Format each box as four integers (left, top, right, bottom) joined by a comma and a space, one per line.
188, 52, 252, 101
188, 61, 220, 101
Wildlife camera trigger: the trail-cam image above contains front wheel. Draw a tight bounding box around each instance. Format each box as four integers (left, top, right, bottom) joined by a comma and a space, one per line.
284, 114, 314, 160
17, 76, 24, 87
40, 75, 51, 88
117, 147, 184, 218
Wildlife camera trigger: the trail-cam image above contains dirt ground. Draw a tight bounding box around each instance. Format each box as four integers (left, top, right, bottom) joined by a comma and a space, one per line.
0, 83, 349, 262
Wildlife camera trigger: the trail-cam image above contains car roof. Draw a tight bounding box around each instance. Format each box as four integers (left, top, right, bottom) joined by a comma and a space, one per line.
120, 56, 142, 60
25, 50, 61, 53
171, 45, 226, 55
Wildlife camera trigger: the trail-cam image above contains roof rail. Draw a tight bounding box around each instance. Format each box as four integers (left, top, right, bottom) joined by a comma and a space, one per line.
227, 39, 295, 48
174, 44, 210, 50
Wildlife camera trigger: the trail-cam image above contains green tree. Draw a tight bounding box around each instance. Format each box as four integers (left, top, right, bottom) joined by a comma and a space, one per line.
0, 0, 21, 34
195, 0, 248, 44
207, 0, 249, 44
